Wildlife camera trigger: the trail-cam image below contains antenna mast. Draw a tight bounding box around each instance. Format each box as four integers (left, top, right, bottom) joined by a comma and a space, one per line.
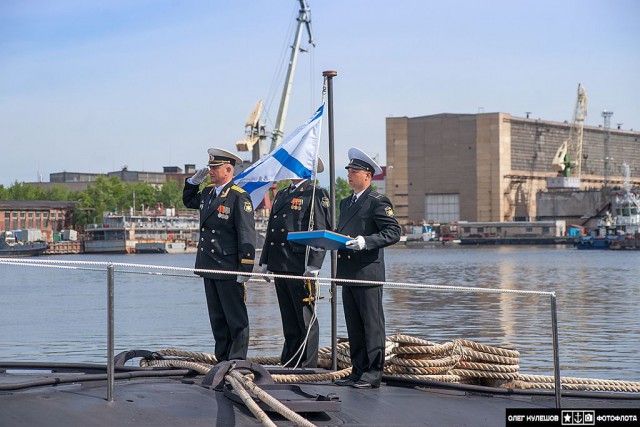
269, 0, 315, 151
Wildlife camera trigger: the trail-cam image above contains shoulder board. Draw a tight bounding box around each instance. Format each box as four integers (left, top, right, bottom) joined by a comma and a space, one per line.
230, 185, 246, 194
206, 184, 215, 188
368, 191, 383, 200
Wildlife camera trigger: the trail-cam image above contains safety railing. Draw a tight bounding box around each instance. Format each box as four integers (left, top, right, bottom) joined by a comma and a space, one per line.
0, 257, 563, 408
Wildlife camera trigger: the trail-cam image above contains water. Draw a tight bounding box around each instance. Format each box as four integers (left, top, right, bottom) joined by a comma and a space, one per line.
1, 245, 639, 382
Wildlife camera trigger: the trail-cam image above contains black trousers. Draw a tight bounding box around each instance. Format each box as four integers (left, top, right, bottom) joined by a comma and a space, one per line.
274, 276, 319, 368
203, 277, 249, 361
341, 285, 385, 380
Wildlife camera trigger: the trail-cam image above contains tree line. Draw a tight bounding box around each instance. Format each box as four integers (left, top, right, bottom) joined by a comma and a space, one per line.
0, 177, 184, 225
0, 176, 354, 226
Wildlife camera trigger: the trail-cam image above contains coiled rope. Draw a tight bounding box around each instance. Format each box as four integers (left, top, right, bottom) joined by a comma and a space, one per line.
141, 334, 640, 393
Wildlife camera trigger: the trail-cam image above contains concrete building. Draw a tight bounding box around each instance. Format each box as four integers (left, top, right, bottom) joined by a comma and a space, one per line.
107, 167, 166, 186
22, 165, 197, 192
163, 165, 196, 185
50, 171, 102, 184
386, 113, 640, 225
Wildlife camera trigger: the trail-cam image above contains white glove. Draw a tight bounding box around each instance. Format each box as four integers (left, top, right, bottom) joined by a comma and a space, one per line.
188, 167, 209, 185
259, 264, 271, 283
345, 235, 366, 251
237, 275, 251, 284
303, 268, 319, 277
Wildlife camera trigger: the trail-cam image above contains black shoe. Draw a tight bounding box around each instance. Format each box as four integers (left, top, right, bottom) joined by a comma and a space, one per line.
334, 377, 356, 386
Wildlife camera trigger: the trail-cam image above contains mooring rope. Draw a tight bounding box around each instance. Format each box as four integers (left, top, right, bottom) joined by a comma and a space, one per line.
225, 372, 277, 427
228, 370, 317, 427
140, 335, 640, 393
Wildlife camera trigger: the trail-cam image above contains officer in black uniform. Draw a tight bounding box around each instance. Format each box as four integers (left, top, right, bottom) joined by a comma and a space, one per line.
182, 148, 255, 361
259, 158, 332, 368
334, 147, 401, 388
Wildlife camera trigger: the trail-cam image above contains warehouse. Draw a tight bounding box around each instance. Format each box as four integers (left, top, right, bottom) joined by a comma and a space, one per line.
386, 113, 640, 225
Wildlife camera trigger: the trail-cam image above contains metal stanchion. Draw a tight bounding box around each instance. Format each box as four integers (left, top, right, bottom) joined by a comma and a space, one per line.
550, 293, 562, 408
107, 263, 115, 402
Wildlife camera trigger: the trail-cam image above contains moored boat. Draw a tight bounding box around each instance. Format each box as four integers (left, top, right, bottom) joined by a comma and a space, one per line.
575, 164, 640, 250
136, 241, 196, 253
0, 231, 47, 258
84, 207, 199, 254
574, 234, 622, 250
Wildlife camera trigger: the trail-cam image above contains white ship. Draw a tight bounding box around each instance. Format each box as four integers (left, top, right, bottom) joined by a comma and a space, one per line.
610, 164, 640, 235
84, 206, 199, 254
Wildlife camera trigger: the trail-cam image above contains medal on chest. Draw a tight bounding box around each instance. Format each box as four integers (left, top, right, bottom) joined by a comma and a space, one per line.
217, 205, 230, 219
291, 198, 303, 211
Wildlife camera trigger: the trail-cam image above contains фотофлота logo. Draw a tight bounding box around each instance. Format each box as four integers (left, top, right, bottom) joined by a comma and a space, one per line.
561, 410, 595, 426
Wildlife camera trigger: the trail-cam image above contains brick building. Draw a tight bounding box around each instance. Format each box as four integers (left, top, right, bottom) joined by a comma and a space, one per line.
0, 201, 78, 242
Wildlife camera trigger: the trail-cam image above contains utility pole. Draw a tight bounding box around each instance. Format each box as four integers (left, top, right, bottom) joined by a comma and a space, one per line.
602, 110, 613, 188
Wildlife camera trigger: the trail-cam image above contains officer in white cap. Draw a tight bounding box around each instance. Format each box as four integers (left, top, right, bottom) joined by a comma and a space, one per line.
334, 147, 401, 388
258, 157, 331, 368
183, 148, 255, 361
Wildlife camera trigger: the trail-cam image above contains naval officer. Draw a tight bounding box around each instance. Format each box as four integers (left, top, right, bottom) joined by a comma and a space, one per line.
182, 148, 255, 361
334, 147, 401, 388
259, 158, 332, 368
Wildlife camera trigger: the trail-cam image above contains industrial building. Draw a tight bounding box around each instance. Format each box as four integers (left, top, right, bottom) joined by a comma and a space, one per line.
0, 200, 78, 242
386, 112, 640, 226
25, 165, 197, 192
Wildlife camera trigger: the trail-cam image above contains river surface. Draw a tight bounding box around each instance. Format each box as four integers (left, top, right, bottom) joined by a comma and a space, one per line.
1, 245, 639, 382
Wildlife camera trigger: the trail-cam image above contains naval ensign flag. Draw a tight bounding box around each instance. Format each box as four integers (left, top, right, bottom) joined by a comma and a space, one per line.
234, 103, 324, 207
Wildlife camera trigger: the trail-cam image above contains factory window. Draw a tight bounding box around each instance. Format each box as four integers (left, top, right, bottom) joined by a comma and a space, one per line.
28, 212, 34, 228
477, 227, 484, 233
4, 215, 9, 231
542, 226, 550, 234
425, 194, 459, 223
20, 212, 26, 229
463, 227, 470, 233
525, 227, 533, 233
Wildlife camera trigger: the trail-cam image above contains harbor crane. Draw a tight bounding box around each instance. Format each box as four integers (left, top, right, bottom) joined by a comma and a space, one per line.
235, 0, 315, 162
270, 0, 315, 152
235, 101, 267, 163
551, 84, 588, 178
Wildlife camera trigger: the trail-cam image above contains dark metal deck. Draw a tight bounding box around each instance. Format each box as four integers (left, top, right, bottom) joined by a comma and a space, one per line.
1, 363, 639, 426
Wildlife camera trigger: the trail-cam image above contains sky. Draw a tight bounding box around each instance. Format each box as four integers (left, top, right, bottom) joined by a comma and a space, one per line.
1, 0, 639, 187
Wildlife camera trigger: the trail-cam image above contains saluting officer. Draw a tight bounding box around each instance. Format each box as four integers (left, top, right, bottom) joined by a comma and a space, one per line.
182, 148, 255, 361
334, 147, 401, 389
259, 158, 332, 368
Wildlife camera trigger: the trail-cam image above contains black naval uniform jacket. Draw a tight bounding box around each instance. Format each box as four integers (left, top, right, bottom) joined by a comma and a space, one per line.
259, 180, 331, 368
182, 180, 256, 278
336, 186, 401, 283
259, 181, 332, 273
336, 186, 401, 382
